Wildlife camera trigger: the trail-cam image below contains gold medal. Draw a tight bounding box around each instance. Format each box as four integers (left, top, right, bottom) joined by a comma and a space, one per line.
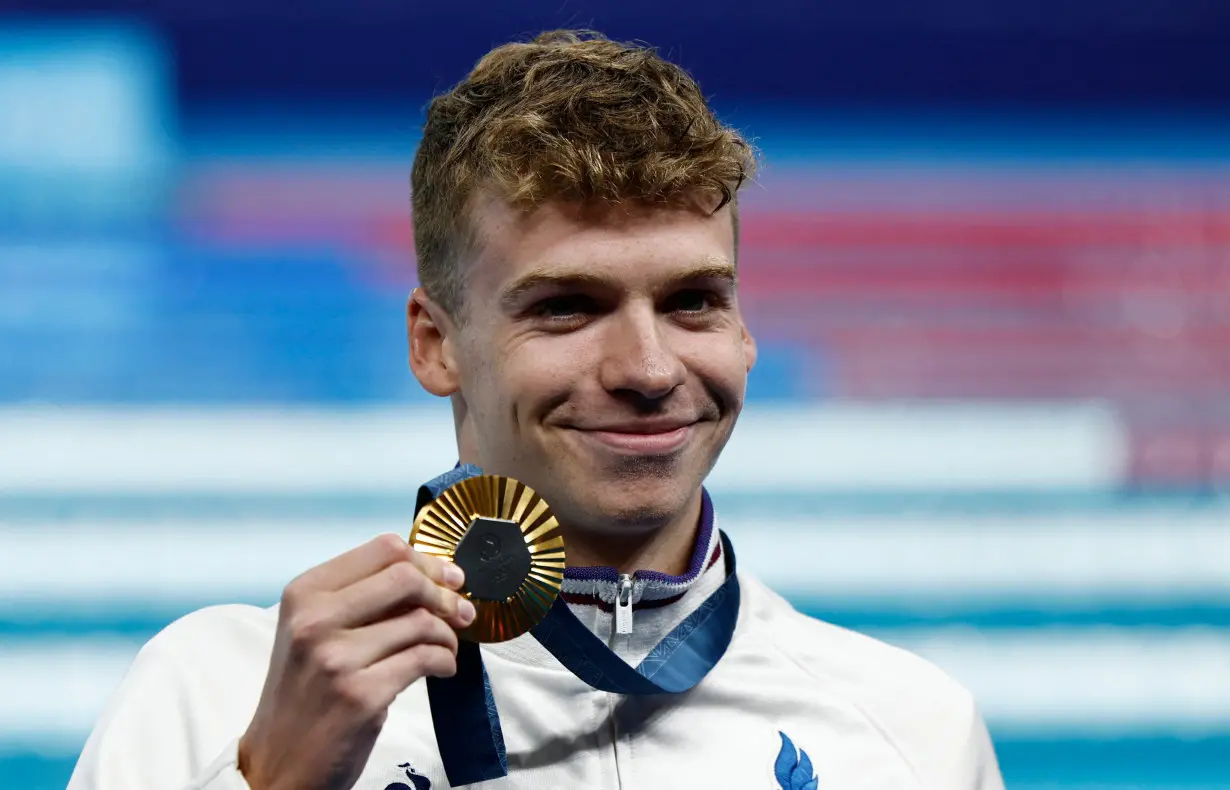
410, 474, 566, 643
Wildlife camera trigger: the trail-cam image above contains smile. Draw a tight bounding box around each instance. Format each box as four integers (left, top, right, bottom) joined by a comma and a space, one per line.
571, 423, 697, 455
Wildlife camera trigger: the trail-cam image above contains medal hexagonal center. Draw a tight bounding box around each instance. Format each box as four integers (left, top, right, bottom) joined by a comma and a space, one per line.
453, 517, 532, 602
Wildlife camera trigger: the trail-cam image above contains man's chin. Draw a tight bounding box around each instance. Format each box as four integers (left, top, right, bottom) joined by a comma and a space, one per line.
533, 430, 711, 531
549, 475, 697, 535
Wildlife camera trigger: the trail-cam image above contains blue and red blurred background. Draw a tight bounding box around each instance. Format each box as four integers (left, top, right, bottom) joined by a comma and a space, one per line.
2, 2, 1229, 788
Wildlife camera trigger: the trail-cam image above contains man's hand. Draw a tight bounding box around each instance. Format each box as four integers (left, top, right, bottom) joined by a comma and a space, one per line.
238, 534, 476, 790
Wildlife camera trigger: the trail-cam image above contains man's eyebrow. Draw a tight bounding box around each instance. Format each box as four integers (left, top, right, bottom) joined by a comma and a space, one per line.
678, 261, 738, 285
499, 269, 611, 309
499, 259, 737, 309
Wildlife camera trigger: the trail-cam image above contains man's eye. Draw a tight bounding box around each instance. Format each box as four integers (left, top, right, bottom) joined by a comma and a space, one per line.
535, 295, 596, 320
667, 290, 714, 313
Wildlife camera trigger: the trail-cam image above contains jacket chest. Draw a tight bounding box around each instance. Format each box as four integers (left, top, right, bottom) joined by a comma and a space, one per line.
350, 676, 920, 790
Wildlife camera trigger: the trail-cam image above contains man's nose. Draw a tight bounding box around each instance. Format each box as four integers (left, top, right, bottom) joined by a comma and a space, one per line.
598, 304, 686, 402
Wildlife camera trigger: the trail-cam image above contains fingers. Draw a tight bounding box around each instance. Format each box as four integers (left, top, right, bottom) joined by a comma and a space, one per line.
361, 644, 460, 707
248, 533, 475, 788
342, 608, 461, 669
291, 534, 418, 593
287, 533, 463, 596
334, 558, 476, 630
407, 546, 467, 592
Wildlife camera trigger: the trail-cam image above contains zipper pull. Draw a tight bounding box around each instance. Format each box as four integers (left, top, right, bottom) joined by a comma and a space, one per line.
615, 573, 634, 635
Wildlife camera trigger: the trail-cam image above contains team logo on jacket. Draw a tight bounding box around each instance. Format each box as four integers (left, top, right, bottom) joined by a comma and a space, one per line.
775, 732, 818, 790
384, 761, 431, 790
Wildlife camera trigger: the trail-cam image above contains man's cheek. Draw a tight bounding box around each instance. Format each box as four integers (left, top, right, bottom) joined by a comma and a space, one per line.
531, 344, 589, 385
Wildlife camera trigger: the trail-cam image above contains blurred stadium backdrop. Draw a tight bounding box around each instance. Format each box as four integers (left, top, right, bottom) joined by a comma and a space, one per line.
2, 3, 1229, 788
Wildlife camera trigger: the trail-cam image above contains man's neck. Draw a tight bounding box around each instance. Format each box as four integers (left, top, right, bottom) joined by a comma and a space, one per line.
560, 490, 703, 576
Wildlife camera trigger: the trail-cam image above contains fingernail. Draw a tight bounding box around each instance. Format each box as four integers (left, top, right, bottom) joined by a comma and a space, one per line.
458, 598, 476, 625
443, 563, 465, 589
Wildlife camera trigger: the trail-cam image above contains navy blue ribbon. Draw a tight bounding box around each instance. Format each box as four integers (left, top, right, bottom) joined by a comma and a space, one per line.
419, 466, 740, 787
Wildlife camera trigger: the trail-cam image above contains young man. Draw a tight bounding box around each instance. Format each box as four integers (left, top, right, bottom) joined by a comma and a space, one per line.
69, 31, 1003, 789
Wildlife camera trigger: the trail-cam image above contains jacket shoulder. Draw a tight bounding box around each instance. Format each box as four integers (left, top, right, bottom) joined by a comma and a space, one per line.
112, 601, 277, 716
737, 573, 1002, 786
67, 604, 278, 789
146, 603, 277, 660
743, 574, 969, 702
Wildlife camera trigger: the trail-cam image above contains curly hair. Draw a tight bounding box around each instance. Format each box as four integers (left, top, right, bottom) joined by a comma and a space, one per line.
411, 29, 757, 318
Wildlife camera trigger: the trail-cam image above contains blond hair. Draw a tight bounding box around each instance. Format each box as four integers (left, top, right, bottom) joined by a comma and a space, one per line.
411, 30, 756, 317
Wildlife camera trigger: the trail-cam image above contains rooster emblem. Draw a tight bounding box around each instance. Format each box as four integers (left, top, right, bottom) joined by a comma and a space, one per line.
383, 761, 432, 790
775, 732, 818, 790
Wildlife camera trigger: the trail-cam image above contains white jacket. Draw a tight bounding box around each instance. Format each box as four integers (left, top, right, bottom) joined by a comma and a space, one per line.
68, 518, 1003, 790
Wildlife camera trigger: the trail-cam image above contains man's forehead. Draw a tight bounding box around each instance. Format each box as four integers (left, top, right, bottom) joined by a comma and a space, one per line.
466, 195, 734, 277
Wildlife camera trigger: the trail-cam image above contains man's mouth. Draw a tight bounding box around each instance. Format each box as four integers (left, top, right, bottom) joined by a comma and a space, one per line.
568, 418, 699, 455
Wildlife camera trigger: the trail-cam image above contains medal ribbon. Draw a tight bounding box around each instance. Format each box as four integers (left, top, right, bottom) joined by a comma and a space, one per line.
418, 466, 741, 787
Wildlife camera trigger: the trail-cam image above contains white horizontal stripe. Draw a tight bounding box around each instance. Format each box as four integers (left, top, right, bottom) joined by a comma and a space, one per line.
2, 629, 1227, 750
2, 511, 1228, 607
0, 403, 1126, 493
710, 403, 1126, 491
723, 512, 1230, 601
0, 406, 461, 495
881, 628, 1230, 734
0, 640, 136, 751
0, 521, 385, 606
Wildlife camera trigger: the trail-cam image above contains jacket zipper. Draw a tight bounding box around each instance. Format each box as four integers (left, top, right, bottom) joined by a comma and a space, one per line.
612, 575, 634, 787
615, 573, 634, 635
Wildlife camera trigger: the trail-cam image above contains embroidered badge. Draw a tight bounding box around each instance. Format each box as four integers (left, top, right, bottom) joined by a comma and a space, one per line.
775, 731, 818, 790
384, 761, 432, 790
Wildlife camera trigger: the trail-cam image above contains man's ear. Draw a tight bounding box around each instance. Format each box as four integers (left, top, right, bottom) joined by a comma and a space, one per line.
407, 288, 461, 397
741, 318, 757, 373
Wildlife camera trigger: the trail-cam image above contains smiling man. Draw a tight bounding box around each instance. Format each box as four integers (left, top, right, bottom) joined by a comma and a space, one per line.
408, 194, 749, 575
69, 30, 1003, 790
